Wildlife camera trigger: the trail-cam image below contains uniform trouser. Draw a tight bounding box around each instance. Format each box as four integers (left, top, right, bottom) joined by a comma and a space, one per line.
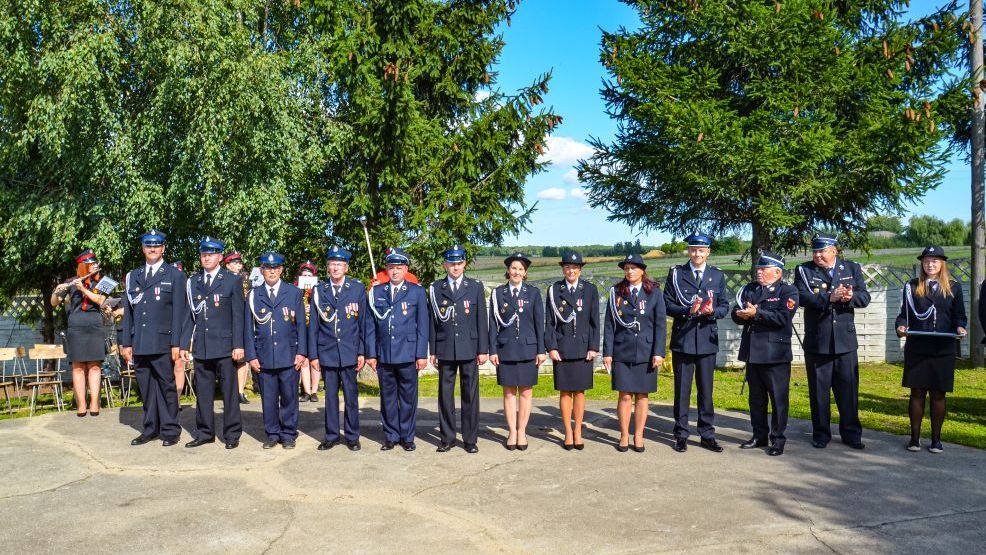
257, 367, 299, 441
193, 356, 242, 441
134, 353, 181, 441
672, 352, 717, 440
378, 363, 418, 443
746, 362, 791, 448
438, 359, 479, 445
805, 351, 862, 444
322, 365, 360, 442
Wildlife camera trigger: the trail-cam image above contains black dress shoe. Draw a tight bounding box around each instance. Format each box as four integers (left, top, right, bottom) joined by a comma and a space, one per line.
844, 440, 865, 450
700, 438, 724, 453
318, 440, 340, 451
616, 444, 629, 453
631, 441, 645, 453
282, 440, 296, 449
346, 440, 361, 451
673, 438, 688, 452
767, 445, 784, 456
465, 443, 479, 454
573, 442, 585, 451
811, 440, 828, 449
401, 441, 416, 452
516, 443, 528, 451
262, 438, 279, 449
562, 442, 574, 451
225, 440, 239, 449
239, 393, 249, 404
380, 441, 396, 451
185, 437, 215, 448
161, 438, 179, 447
131, 434, 158, 446
739, 437, 768, 449
436, 442, 454, 452
310, 393, 318, 402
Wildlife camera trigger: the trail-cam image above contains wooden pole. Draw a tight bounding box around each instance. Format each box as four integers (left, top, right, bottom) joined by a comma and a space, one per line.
970, 0, 985, 366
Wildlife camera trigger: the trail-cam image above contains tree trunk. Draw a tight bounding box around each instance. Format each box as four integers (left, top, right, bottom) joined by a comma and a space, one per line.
970, 0, 985, 367
749, 218, 771, 279
40, 282, 55, 344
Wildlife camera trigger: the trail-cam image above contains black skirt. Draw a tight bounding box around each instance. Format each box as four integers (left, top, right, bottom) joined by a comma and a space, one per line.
902, 352, 956, 392
66, 310, 106, 363
497, 360, 538, 387
553, 359, 594, 391
611, 360, 657, 394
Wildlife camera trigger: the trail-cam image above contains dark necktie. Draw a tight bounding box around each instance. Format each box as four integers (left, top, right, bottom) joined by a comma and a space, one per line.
146, 266, 153, 280
630, 287, 638, 305
694, 270, 702, 283
205, 273, 212, 289
453, 280, 459, 294
269, 286, 275, 300
333, 285, 340, 298
512, 287, 519, 300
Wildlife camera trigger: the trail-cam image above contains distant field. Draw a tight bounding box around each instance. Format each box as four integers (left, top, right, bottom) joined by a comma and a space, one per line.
467, 246, 970, 283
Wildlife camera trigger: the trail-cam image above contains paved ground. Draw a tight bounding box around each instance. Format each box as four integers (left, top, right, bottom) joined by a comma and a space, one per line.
1, 398, 984, 554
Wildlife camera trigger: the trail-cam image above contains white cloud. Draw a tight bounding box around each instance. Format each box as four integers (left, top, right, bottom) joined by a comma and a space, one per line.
562, 168, 581, 184
569, 187, 586, 199
539, 136, 595, 167
536, 187, 568, 200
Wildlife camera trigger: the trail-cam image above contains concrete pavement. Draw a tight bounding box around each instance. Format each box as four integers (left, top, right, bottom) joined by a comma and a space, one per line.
1, 398, 983, 554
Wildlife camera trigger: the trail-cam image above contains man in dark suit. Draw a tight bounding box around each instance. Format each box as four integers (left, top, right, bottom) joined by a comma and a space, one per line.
663, 231, 730, 453
732, 252, 799, 456
180, 237, 245, 449
243, 252, 308, 449
428, 245, 489, 453
365, 248, 429, 451
120, 230, 188, 447
796, 233, 870, 450
308, 246, 366, 452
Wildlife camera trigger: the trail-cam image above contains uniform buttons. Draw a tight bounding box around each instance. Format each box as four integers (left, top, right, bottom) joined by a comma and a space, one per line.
274, 342, 278, 346
273, 331, 277, 335
141, 324, 146, 327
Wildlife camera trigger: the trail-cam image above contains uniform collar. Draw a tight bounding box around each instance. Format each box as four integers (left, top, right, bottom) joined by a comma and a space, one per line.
688, 261, 707, 273
203, 267, 220, 282
266, 279, 282, 297
145, 259, 164, 276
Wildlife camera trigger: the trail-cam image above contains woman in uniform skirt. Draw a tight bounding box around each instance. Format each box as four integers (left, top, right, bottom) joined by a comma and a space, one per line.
603, 254, 666, 452
51, 250, 107, 416
894, 246, 967, 454
545, 251, 599, 450
489, 253, 545, 450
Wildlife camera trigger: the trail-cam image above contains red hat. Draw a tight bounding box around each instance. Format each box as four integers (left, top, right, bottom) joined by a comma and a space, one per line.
298, 260, 318, 275
224, 251, 242, 264
75, 249, 97, 264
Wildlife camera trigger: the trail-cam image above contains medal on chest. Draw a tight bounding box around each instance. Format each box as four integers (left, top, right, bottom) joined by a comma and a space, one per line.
639, 299, 645, 314
283, 307, 290, 322
517, 298, 525, 313
401, 301, 408, 316
576, 298, 583, 312
154, 287, 160, 301
213, 293, 220, 308
463, 300, 470, 314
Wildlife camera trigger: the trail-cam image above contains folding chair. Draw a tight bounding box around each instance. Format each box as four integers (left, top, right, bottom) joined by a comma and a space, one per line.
0, 348, 22, 403
26, 344, 67, 415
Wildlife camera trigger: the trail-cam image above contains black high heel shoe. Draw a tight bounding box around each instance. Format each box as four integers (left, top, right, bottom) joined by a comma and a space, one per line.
573, 442, 585, 451
632, 440, 645, 453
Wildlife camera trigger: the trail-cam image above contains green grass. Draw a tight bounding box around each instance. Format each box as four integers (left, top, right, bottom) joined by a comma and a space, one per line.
7, 362, 984, 449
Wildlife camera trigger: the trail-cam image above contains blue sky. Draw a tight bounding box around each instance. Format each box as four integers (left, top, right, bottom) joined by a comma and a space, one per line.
492, 0, 974, 246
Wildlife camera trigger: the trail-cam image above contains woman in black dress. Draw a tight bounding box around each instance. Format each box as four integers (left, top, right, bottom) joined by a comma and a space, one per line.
51, 249, 107, 416
544, 251, 599, 450
603, 254, 667, 452
489, 253, 545, 450
894, 246, 967, 454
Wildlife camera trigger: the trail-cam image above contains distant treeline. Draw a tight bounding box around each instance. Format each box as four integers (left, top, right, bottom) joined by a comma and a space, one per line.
866, 215, 972, 248
478, 235, 749, 258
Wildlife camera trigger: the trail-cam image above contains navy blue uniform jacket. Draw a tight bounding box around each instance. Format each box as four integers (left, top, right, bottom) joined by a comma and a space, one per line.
121, 262, 188, 356
731, 281, 799, 364
428, 276, 489, 360
307, 278, 367, 368
180, 268, 245, 359
795, 259, 870, 355
544, 280, 600, 358
663, 264, 729, 355
895, 278, 967, 356
603, 284, 667, 363
243, 282, 308, 369
488, 283, 545, 361
366, 281, 429, 365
